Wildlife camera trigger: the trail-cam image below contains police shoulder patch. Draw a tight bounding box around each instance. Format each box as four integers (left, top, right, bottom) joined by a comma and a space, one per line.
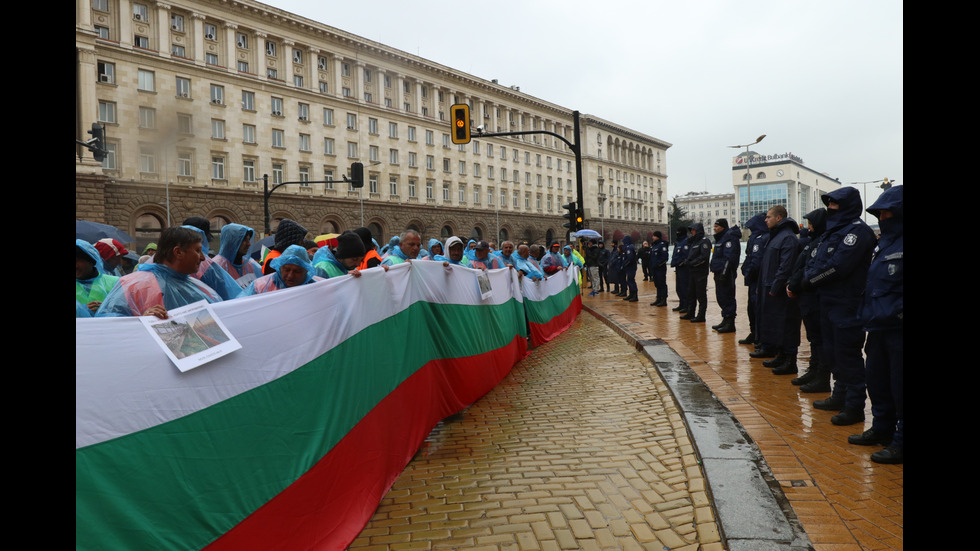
843, 233, 858, 246
725, 242, 732, 248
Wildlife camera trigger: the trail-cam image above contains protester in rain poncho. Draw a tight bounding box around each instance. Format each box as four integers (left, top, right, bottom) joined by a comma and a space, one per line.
312, 231, 366, 278
213, 223, 263, 291
240, 245, 323, 296
174, 225, 242, 301
433, 236, 470, 266
76, 239, 120, 316
96, 227, 222, 318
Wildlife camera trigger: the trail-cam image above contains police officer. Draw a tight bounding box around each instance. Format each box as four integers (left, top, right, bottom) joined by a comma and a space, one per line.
847, 186, 903, 464
648, 231, 669, 307
680, 222, 712, 322
671, 227, 691, 314
752, 206, 801, 371
804, 187, 877, 426
787, 208, 830, 390
739, 213, 769, 347
710, 219, 742, 333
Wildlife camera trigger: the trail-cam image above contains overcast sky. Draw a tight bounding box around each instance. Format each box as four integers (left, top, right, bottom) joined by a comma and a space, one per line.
273, 0, 903, 205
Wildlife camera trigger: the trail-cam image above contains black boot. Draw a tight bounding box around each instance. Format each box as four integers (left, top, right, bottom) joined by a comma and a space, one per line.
812, 395, 845, 411
738, 332, 755, 345
772, 356, 798, 375
749, 347, 777, 359
715, 318, 736, 333
763, 353, 786, 368
679, 312, 694, 320
792, 368, 817, 386
831, 408, 865, 426
800, 370, 831, 393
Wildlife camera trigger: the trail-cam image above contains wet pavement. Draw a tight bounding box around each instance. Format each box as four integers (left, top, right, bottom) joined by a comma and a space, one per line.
351, 276, 902, 551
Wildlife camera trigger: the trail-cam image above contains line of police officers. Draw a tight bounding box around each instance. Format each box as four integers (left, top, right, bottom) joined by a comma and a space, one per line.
664, 185, 903, 465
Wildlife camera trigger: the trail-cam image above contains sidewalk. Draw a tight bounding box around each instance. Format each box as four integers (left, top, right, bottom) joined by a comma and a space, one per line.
582, 277, 903, 551
350, 277, 902, 550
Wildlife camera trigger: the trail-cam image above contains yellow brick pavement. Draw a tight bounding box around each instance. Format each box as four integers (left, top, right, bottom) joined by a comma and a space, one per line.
350, 313, 724, 551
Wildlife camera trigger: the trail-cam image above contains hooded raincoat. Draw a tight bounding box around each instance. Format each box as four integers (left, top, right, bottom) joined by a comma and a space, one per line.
213, 223, 264, 290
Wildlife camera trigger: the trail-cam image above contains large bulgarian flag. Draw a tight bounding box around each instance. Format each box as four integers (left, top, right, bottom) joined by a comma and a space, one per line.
76, 261, 533, 551
522, 265, 582, 347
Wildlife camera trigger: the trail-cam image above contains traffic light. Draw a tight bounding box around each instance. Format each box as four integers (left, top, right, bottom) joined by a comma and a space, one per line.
350, 162, 364, 188
88, 122, 106, 162
450, 104, 471, 144
562, 201, 578, 232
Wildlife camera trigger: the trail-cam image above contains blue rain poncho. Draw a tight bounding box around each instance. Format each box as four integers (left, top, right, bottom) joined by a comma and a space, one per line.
95, 262, 222, 317
240, 245, 322, 296
179, 225, 242, 301
76, 239, 120, 313
312, 246, 352, 279
213, 223, 263, 290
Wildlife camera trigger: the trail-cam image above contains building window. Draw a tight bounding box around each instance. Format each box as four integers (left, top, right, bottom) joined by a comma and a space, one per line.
408, 152, 417, 167
241, 90, 254, 110
204, 24, 217, 41
389, 177, 398, 196
318, 56, 328, 70
347, 142, 358, 158
242, 124, 255, 144
266, 42, 276, 56
299, 166, 310, 182
176, 77, 191, 98
236, 32, 248, 49
389, 122, 398, 138
206, 53, 219, 66
210, 84, 223, 104
98, 101, 116, 124
408, 179, 417, 198
293, 50, 303, 64
426, 130, 434, 146
139, 146, 156, 173
267, 68, 278, 79
369, 175, 378, 194
138, 107, 156, 129
324, 138, 335, 155
299, 134, 311, 152
426, 155, 434, 171
271, 97, 283, 116
443, 183, 450, 201
211, 156, 225, 179
323, 108, 334, 126
298, 103, 310, 121
271, 129, 284, 148
272, 163, 283, 184
177, 151, 192, 176
237, 61, 249, 73
172, 44, 186, 57
95, 26, 110, 39
389, 149, 399, 164
346, 113, 357, 130
243, 159, 256, 182
211, 119, 225, 139
319, 81, 328, 93
102, 142, 116, 170
426, 180, 434, 200
368, 118, 378, 135
133, 3, 148, 21
137, 69, 154, 91
294, 75, 303, 88
177, 113, 192, 134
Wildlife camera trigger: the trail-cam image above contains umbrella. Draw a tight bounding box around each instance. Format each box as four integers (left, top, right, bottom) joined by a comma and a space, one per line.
572, 229, 602, 239
314, 233, 340, 248
248, 235, 276, 262
76, 220, 134, 244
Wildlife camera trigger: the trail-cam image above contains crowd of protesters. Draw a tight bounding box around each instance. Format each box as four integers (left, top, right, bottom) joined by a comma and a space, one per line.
76, 218, 584, 322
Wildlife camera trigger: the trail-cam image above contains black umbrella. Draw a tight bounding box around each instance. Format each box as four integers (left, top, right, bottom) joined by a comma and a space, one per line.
248, 235, 276, 262
76, 220, 134, 244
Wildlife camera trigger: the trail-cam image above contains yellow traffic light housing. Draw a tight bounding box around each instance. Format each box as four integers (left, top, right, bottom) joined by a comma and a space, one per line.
450, 104, 471, 144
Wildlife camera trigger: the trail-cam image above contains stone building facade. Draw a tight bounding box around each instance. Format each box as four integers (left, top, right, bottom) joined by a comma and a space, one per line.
75, 0, 671, 253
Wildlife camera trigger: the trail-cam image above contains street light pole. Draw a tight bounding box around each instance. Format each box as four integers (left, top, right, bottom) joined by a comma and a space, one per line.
727, 134, 766, 224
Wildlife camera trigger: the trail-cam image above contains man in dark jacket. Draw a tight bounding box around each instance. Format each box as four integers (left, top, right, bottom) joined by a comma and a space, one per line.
620, 235, 639, 302
671, 227, 690, 313
804, 187, 877, 426
848, 186, 903, 464
787, 208, 830, 389
680, 222, 712, 322
751, 206, 801, 372
710, 219, 742, 333
648, 232, 669, 307
739, 213, 769, 347
607, 240, 621, 295
638, 241, 652, 281
596, 241, 610, 293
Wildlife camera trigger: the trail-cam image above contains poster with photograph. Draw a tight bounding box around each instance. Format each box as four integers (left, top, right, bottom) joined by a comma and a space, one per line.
476, 270, 492, 301
140, 301, 242, 372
